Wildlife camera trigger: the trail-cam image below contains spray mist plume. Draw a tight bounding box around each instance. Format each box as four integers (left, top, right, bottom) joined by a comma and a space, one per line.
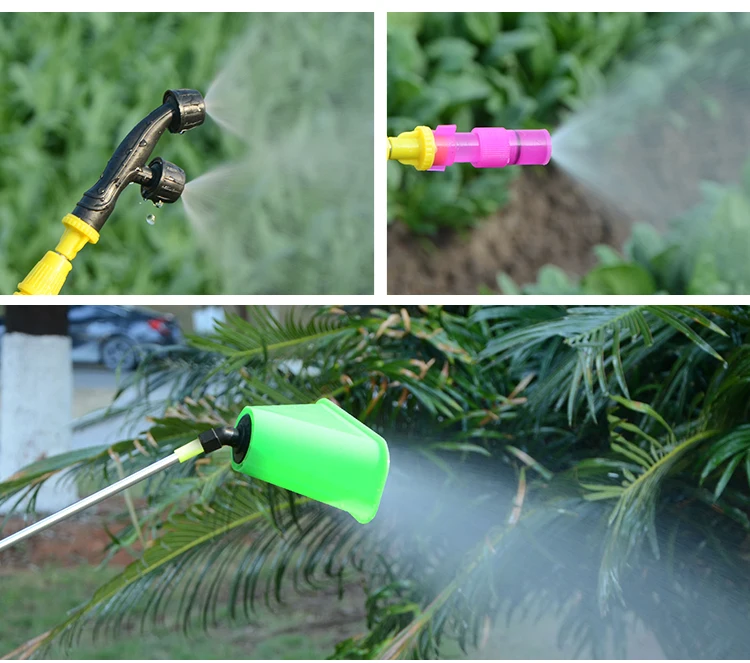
261, 437, 749, 658
553, 22, 750, 227
180, 13, 374, 294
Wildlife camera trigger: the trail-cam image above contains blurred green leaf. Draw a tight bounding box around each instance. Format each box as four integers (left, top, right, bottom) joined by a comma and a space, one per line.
387, 12, 424, 34
485, 30, 540, 63
592, 245, 624, 267
582, 264, 657, 295
432, 72, 492, 105
425, 38, 478, 73
462, 13, 500, 46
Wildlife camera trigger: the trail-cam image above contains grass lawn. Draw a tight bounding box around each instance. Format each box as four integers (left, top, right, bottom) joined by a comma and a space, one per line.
0, 564, 664, 659
0, 566, 366, 659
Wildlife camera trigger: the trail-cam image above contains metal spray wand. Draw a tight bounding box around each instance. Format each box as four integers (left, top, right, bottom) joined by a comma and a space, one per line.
0, 426, 239, 554
0, 399, 391, 553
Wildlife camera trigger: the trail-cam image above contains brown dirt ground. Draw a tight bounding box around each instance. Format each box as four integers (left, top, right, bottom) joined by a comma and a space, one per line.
0, 499, 142, 571
388, 166, 631, 295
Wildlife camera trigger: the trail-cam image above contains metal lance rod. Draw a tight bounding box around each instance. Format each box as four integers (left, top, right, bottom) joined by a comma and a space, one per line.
0, 453, 180, 554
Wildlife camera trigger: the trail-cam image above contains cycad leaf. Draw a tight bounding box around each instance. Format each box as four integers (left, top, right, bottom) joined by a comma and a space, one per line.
700, 425, 750, 484
648, 306, 726, 365
596, 425, 717, 608
189, 307, 362, 364
478, 305, 727, 422
35, 482, 364, 654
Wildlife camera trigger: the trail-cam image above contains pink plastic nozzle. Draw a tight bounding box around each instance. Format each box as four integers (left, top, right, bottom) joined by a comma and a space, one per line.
429, 125, 552, 171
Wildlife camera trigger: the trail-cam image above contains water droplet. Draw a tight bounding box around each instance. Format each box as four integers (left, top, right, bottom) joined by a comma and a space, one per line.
146, 214, 156, 225
154, 200, 164, 208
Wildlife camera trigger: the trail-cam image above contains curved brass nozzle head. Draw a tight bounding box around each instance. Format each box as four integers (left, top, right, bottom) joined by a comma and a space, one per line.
72, 88, 206, 232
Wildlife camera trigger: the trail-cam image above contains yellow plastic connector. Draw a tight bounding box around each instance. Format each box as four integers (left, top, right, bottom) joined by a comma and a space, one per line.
387, 126, 436, 171
15, 214, 100, 296
174, 439, 204, 463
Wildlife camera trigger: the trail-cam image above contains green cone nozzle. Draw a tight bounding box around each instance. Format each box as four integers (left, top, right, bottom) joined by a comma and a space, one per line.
231, 399, 390, 524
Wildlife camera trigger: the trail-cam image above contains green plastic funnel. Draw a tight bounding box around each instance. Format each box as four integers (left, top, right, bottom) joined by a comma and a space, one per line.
231, 398, 389, 523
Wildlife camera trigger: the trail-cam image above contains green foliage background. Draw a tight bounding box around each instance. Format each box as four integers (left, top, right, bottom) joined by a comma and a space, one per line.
0, 13, 374, 294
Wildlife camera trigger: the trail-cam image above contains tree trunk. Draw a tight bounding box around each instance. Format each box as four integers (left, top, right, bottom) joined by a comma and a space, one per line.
0, 306, 75, 512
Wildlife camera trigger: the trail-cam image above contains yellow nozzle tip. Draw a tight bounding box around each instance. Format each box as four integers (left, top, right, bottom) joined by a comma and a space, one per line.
387, 126, 435, 170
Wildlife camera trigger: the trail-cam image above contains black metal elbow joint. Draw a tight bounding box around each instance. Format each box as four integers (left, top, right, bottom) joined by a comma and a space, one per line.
72, 88, 206, 232
198, 415, 252, 463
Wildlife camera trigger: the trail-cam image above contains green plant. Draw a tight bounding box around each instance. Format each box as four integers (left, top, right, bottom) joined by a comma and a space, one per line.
3, 305, 750, 659
499, 156, 750, 294
0, 13, 373, 294
387, 12, 717, 234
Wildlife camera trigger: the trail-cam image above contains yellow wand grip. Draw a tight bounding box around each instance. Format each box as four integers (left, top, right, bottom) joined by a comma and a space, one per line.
15, 214, 100, 296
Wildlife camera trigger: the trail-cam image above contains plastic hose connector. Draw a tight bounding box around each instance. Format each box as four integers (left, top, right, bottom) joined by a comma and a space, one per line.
471, 128, 511, 168
387, 126, 436, 171
15, 214, 99, 295
15, 252, 71, 296
428, 125, 552, 170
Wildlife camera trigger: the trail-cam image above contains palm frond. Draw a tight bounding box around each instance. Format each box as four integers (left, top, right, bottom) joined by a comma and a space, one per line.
188, 307, 364, 367
0, 398, 237, 525
36, 480, 372, 654
477, 305, 727, 423
579, 398, 718, 608
703, 344, 750, 428
699, 425, 750, 500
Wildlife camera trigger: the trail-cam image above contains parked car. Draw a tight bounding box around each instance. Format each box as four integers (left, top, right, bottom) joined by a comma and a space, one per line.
0, 306, 183, 370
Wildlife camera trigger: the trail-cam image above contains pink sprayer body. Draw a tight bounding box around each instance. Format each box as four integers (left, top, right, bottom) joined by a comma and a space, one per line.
429, 125, 552, 171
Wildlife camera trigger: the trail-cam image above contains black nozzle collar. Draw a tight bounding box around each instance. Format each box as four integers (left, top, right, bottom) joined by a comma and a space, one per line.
140, 157, 186, 204
164, 88, 206, 133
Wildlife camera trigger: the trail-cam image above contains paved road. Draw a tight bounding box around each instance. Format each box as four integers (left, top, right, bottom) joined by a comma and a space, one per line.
71, 364, 172, 450
73, 364, 121, 392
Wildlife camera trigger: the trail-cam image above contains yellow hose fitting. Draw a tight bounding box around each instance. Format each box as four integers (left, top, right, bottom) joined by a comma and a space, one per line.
56, 214, 100, 260
387, 126, 436, 171
15, 214, 100, 296
15, 252, 72, 296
